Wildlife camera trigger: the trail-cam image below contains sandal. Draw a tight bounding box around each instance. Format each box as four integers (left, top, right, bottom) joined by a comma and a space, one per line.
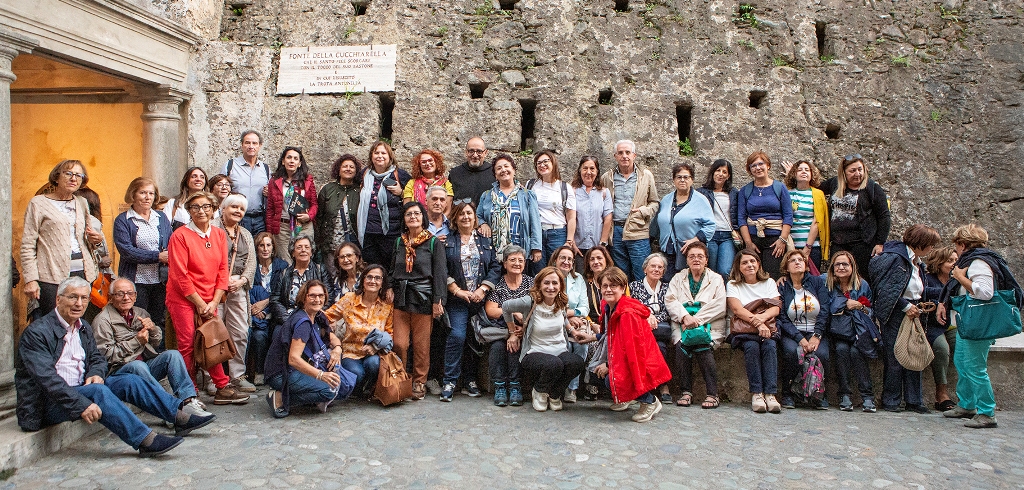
935, 399, 956, 412
676, 392, 693, 407
702, 395, 720, 409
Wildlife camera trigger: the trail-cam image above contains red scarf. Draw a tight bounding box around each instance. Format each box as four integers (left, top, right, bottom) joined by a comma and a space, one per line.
401, 230, 432, 273
413, 176, 448, 204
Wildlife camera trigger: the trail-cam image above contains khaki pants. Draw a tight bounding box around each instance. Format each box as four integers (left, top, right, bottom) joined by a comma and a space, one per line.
222, 283, 250, 380
393, 309, 433, 385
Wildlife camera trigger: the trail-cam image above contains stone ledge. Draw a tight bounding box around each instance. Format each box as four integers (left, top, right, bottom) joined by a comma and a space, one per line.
0, 416, 107, 475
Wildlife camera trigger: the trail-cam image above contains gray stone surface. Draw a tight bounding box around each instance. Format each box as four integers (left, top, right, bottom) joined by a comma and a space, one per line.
3, 391, 1022, 488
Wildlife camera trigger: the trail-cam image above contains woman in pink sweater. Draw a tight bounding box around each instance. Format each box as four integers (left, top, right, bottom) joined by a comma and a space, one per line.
166, 191, 248, 406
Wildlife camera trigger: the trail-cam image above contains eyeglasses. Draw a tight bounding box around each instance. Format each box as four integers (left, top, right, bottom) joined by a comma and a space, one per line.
535, 158, 552, 165
843, 154, 863, 162
405, 211, 423, 217
62, 294, 90, 303
748, 161, 767, 169
674, 175, 693, 181
188, 204, 214, 213
338, 253, 357, 260
466, 149, 486, 154
63, 171, 86, 181
306, 293, 326, 299
364, 274, 384, 282
214, 182, 232, 188
599, 284, 622, 291
112, 291, 137, 299
419, 158, 435, 164
832, 262, 851, 268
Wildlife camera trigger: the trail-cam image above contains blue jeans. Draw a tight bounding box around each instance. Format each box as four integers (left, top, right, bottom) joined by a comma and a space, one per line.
247, 322, 271, 376
115, 351, 197, 401
488, 340, 520, 385
833, 337, 874, 399
267, 369, 339, 407
241, 214, 266, 237
881, 312, 923, 408
603, 377, 655, 404
611, 225, 651, 282
341, 356, 381, 396
779, 332, 830, 397
739, 338, 778, 394
443, 300, 472, 385
541, 227, 568, 270
707, 231, 735, 277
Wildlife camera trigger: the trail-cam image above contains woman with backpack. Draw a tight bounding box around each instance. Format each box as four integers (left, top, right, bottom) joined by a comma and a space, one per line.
825, 250, 878, 412
938, 224, 1023, 428
821, 155, 890, 278
777, 250, 831, 410
528, 151, 576, 272
736, 151, 793, 280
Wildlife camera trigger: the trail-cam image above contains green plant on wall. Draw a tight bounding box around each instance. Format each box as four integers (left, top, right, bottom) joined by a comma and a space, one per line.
733, 4, 759, 28
677, 138, 694, 156
891, 55, 910, 67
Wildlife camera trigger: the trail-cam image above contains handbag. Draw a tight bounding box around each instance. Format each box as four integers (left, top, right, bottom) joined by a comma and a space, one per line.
893, 314, 933, 371
192, 315, 237, 370
952, 290, 1024, 341
729, 298, 782, 337
90, 273, 112, 309
375, 351, 412, 406
679, 302, 713, 346
472, 309, 510, 344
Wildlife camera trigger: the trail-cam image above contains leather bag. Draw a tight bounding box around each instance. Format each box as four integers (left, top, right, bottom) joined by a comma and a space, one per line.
192, 315, 237, 370
729, 298, 782, 337
90, 273, 112, 309
893, 315, 933, 371
375, 351, 412, 406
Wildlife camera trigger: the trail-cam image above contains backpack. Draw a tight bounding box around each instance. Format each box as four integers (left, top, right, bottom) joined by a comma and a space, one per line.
526, 179, 569, 208
742, 180, 785, 201
225, 158, 270, 181
792, 350, 825, 402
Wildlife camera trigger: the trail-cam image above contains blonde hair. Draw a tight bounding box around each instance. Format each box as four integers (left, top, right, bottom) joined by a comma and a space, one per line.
835, 156, 868, 198
825, 250, 861, 292
951, 224, 989, 250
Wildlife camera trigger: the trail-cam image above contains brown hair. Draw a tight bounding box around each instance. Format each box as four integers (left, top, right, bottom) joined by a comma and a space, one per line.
924, 246, 956, 276
570, 155, 603, 190
335, 242, 365, 283
547, 245, 577, 268
744, 151, 772, 174
835, 155, 868, 198
368, 141, 397, 170
448, 200, 478, 229
48, 159, 89, 188
783, 160, 821, 189
254, 231, 274, 253
951, 223, 989, 251
124, 177, 160, 204
584, 245, 614, 282
903, 224, 941, 251
530, 267, 569, 313
682, 241, 708, 257
596, 266, 629, 289
780, 249, 807, 276
295, 280, 327, 309
331, 154, 363, 182
533, 150, 562, 183
825, 250, 861, 292
729, 248, 770, 283
411, 149, 446, 180
175, 167, 208, 205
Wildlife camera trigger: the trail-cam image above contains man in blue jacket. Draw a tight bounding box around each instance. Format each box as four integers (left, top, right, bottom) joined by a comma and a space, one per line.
15, 277, 214, 456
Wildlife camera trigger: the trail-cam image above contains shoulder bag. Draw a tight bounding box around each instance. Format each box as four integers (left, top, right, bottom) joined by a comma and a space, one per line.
952, 290, 1023, 341
729, 298, 782, 337
375, 351, 412, 406
893, 314, 933, 371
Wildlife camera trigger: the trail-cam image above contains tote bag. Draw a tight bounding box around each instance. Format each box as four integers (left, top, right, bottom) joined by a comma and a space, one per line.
952, 290, 1023, 341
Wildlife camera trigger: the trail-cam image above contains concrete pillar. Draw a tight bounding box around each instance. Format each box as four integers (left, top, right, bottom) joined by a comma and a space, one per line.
141, 87, 188, 197
0, 28, 38, 414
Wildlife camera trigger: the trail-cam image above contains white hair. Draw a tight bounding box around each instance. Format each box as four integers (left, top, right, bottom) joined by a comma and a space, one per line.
219, 193, 248, 211
426, 186, 448, 198
642, 252, 668, 271
614, 139, 636, 154
109, 277, 136, 295
57, 276, 91, 296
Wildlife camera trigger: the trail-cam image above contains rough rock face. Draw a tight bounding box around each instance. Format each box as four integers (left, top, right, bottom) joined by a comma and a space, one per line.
164, 0, 1023, 271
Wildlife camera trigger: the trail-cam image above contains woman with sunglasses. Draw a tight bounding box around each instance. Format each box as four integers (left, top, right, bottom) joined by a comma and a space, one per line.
266, 146, 318, 264
821, 154, 891, 277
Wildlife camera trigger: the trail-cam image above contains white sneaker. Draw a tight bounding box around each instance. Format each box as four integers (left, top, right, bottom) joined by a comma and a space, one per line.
549, 397, 563, 411
610, 400, 638, 411
764, 394, 782, 414
564, 389, 577, 403
632, 398, 663, 423
532, 388, 549, 412
425, 379, 442, 396
183, 398, 213, 417
751, 393, 768, 413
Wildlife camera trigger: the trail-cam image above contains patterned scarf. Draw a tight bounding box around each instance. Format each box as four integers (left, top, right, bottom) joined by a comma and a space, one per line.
357, 165, 397, 242
401, 230, 433, 273
489, 184, 520, 255
413, 175, 448, 204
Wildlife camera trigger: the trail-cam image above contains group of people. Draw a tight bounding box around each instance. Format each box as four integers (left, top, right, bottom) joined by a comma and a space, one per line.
15, 133, 1018, 457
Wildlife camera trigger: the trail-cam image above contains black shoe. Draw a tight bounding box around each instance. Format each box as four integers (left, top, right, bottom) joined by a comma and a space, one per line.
174, 413, 217, 437
906, 404, 930, 414
139, 434, 183, 457
883, 405, 903, 413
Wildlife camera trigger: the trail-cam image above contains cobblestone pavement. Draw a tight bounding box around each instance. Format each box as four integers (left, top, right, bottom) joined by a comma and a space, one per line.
4, 390, 1023, 489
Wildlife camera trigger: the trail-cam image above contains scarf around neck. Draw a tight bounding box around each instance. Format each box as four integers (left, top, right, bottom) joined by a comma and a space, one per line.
358, 165, 397, 242
413, 175, 448, 204
401, 230, 433, 273
490, 183, 521, 255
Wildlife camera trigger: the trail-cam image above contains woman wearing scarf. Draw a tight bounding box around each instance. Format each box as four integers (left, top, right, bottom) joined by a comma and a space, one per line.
358, 141, 411, 271
403, 149, 453, 208
476, 154, 542, 270
266, 147, 317, 264
390, 201, 447, 400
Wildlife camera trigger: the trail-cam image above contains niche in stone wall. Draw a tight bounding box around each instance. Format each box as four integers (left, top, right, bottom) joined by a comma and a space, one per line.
598, 88, 613, 105
749, 90, 767, 109
519, 99, 537, 151
676, 102, 692, 143
499, 0, 519, 11
352, 1, 368, 16
614, 1, 629, 12
825, 123, 841, 140
469, 82, 489, 99
379, 92, 394, 141
815, 21, 834, 59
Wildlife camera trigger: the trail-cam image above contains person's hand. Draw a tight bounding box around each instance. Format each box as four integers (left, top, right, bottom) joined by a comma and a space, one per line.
229, 277, 246, 293
384, 288, 394, 304
937, 303, 947, 324
780, 161, 794, 174
361, 344, 377, 356
571, 242, 582, 256
432, 303, 443, 319
320, 370, 341, 389
385, 183, 402, 196
595, 363, 609, 379
802, 246, 812, 259
471, 287, 488, 303
254, 311, 266, 320
757, 324, 771, 339
84, 375, 104, 385
681, 315, 698, 329
905, 304, 921, 319
250, 303, 263, 315
81, 403, 102, 424
952, 265, 969, 282
572, 330, 597, 344
808, 336, 821, 353
200, 301, 218, 319
477, 223, 492, 238
771, 238, 787, 258
871, 244, 883, 257
135, 326, 150, 343
140, 316, 157, 331
295, 213, 310, 224
158, 251, 169, 264
85, 227, 103, 246
262, 185, 269, 197
746, 242, 759, 254
506, 335, 520, 353
647, 315, 657, 330
327, 347, 342, 370
568, 316, 584, 328
531, 250, 542, 263
799, 337, 810, 353
845, 299, 863, 311
23, 280, 40, 300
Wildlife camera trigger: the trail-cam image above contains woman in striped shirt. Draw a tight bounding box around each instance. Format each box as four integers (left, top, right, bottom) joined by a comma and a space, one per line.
783, 160, 829, 271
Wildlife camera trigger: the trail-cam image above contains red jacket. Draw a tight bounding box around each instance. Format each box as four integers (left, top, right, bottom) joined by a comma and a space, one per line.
265, 174, 318, 235
602, 295, 672, 403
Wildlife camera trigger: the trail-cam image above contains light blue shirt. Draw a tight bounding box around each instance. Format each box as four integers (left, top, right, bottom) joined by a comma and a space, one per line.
565, 270, 589, 318
574, 186, 613, 249
612, 168, 637, 222
221, 156, 269, 214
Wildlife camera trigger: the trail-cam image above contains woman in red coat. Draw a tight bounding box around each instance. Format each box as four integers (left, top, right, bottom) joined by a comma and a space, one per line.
575, 266, 672, 423
266, 146, 318, 263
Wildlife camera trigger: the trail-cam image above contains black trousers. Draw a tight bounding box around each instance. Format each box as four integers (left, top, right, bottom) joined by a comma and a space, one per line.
676, 344, 718, 396
362, 232, 400, 273
520, 351, 586, 398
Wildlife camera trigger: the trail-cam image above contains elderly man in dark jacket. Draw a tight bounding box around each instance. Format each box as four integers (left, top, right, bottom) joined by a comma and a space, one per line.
15, 277, 213, 456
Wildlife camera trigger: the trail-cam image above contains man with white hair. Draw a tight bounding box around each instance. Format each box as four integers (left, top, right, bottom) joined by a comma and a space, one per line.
600, 139, 660, 282
15, 277, 215, 456
425, 186, 451, 240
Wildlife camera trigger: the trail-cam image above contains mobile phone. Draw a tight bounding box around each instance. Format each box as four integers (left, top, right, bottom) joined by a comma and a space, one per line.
382, 177, 398, 188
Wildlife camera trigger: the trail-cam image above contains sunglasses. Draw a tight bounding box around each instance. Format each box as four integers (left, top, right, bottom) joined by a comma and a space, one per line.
843, 153, 863, 162
452, 197, 472, 206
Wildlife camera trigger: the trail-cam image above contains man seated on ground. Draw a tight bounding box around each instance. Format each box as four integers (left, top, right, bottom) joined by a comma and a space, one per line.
15, 277, 215, 457
93, 278, 212, 417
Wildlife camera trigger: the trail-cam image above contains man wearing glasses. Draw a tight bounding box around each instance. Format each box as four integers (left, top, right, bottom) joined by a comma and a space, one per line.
92, 278, 214, 418
15, 277, 215, 457
220, 129, 270, 236
449, 137, 495, 207
600, 140, 660, 282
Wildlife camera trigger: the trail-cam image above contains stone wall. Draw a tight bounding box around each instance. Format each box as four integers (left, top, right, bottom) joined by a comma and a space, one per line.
171, 0, 1023, 270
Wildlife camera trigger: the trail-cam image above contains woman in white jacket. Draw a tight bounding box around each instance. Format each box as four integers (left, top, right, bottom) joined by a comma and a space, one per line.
665, 241, 727, 408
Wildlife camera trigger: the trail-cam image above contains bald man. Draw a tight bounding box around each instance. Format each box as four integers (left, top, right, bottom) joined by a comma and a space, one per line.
449, 137, 496, 207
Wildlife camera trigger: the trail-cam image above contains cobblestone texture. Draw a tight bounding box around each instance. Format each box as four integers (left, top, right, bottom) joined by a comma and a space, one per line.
3, 388, 1023, 489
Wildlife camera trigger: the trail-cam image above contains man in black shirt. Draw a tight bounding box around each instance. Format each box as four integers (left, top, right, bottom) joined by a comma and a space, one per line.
449, 137, 495, 207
